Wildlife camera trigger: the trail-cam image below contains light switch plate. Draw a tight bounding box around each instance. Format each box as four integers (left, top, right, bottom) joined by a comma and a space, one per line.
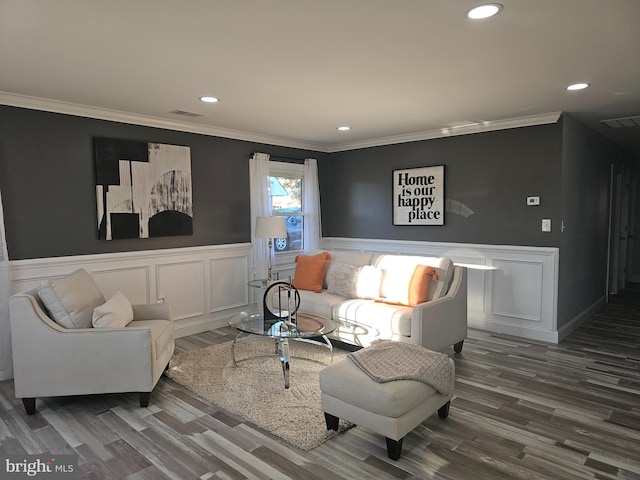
527, 196, 540, 206
542, 219, 551, 232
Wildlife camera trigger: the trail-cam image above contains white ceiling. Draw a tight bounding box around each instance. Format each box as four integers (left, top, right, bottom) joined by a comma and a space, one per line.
1, 0, 639, 154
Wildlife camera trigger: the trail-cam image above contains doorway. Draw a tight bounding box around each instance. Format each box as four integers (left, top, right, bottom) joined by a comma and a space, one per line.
607, 165, 631, 298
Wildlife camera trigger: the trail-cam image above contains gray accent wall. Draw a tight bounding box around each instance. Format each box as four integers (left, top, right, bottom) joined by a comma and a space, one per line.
0, 105, 324, 260
321, 122, 564, 247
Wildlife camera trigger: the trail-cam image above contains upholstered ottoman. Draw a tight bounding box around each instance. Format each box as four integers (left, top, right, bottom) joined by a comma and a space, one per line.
319, 340, 455, 460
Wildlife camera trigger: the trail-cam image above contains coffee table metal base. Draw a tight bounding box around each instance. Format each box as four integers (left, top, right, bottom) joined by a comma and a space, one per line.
231, 332, 333, 389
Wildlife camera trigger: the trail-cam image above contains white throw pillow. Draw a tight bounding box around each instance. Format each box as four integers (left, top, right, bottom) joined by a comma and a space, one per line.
327, 262, 359, 298
327, 262, 381, 299
92, 291, 134, 328
357, 265, 383, 299
38, 269, 106, 329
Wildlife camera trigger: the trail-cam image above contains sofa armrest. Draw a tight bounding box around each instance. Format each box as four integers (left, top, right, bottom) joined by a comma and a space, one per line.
411, 266, 468, 352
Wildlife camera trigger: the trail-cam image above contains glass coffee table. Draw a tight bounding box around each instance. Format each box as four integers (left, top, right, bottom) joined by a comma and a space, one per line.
229, 308, 336, 389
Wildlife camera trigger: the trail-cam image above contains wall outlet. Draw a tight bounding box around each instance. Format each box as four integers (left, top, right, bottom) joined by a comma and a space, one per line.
542, 219, 551, 232
527, 196, 540, 206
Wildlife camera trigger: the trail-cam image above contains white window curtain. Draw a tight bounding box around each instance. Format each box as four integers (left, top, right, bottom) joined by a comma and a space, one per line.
0, 189, 12, 381
303, 158, 322, 252
249, 152, 272, 281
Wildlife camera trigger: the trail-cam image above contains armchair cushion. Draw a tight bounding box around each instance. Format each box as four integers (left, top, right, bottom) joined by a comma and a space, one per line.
38, 269, 105, 329
92, 291, 134, 328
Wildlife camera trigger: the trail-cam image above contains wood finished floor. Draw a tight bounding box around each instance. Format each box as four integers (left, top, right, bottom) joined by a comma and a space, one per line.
1, 286, 640, 480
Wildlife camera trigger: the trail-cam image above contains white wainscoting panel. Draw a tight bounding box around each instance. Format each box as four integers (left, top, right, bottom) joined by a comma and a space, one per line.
491, 259, 543, 322
93, 266, 150, 306
210, 256, 248, 312
157, 260, 206, 320
321, 237, 560, 343
9, 244, 253, 338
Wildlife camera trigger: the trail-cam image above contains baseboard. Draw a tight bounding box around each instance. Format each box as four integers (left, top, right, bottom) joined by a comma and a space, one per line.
468, 315, 559, 344
556, 297, 605, 343
172, 305, 251, 338
173, 315, 229, 338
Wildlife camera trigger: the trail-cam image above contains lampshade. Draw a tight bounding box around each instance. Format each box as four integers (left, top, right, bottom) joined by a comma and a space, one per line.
255, 216, 287, 238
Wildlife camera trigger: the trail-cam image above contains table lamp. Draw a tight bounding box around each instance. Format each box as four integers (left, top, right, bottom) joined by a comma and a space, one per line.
255, 216, 287, 283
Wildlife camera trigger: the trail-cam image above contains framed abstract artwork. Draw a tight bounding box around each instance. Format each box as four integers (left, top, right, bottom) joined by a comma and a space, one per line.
393, 165, 444, 226
95, 137, 193, 240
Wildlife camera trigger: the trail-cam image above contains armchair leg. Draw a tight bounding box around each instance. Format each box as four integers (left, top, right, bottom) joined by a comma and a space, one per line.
22, 398, 36, 415
139, 392, 151, 408
385, 437, 404, 460
324, 412, 339, 431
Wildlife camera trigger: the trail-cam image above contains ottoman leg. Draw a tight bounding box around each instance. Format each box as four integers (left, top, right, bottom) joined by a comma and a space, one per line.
385, 437, 404, 460
324, 412, 339, 431
22, 398, 36, 415
438, 400, 451, 419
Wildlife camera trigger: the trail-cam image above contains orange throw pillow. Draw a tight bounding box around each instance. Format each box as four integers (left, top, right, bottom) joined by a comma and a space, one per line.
293, 252, 332, 293
407, 265, 439, 306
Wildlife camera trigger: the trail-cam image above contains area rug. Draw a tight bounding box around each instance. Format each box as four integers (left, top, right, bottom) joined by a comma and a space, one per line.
166, 337, 351, 451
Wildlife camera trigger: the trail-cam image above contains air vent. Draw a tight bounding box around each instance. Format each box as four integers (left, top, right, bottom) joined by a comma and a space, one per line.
169, 109, 202, 118
601, 115, 640, 128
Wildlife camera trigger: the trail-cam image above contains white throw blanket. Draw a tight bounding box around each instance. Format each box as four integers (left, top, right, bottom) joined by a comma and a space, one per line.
348, 340, 454, 396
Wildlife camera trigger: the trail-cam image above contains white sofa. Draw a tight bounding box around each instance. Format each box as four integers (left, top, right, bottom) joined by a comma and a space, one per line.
292, 250, 467, 353
9, 269, 174, 414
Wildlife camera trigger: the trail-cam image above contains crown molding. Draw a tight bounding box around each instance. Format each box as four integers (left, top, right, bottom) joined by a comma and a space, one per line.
0, 92, 328, 152
0, 92, 561, 153
326, 112, 562, 152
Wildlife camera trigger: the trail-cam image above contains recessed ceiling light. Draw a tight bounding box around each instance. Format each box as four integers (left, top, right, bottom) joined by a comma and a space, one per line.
199, 96, 219, 103
566, 83, 590, 91
467, 3, 503, 19
337, 126, 351, 131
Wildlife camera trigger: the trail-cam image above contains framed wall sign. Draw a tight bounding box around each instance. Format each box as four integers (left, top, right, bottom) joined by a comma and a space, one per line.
393, 165, 444, 225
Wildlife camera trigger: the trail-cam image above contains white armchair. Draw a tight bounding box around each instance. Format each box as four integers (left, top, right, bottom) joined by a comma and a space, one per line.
9, 271, 174, 415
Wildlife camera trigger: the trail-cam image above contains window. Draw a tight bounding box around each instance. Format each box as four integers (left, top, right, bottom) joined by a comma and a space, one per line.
270, 162, 304, 253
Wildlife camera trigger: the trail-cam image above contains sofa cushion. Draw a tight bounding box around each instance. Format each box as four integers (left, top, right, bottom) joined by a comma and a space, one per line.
374, 255, 454, 302
297, 289, 347, 319
314, 250, 374, 288
92, 291, 134, 328
293, 252, 331, 293
376, 265, 438, 306
333, 299, 413, 338
38, 269, 106, 329
326, 262, 381, 299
